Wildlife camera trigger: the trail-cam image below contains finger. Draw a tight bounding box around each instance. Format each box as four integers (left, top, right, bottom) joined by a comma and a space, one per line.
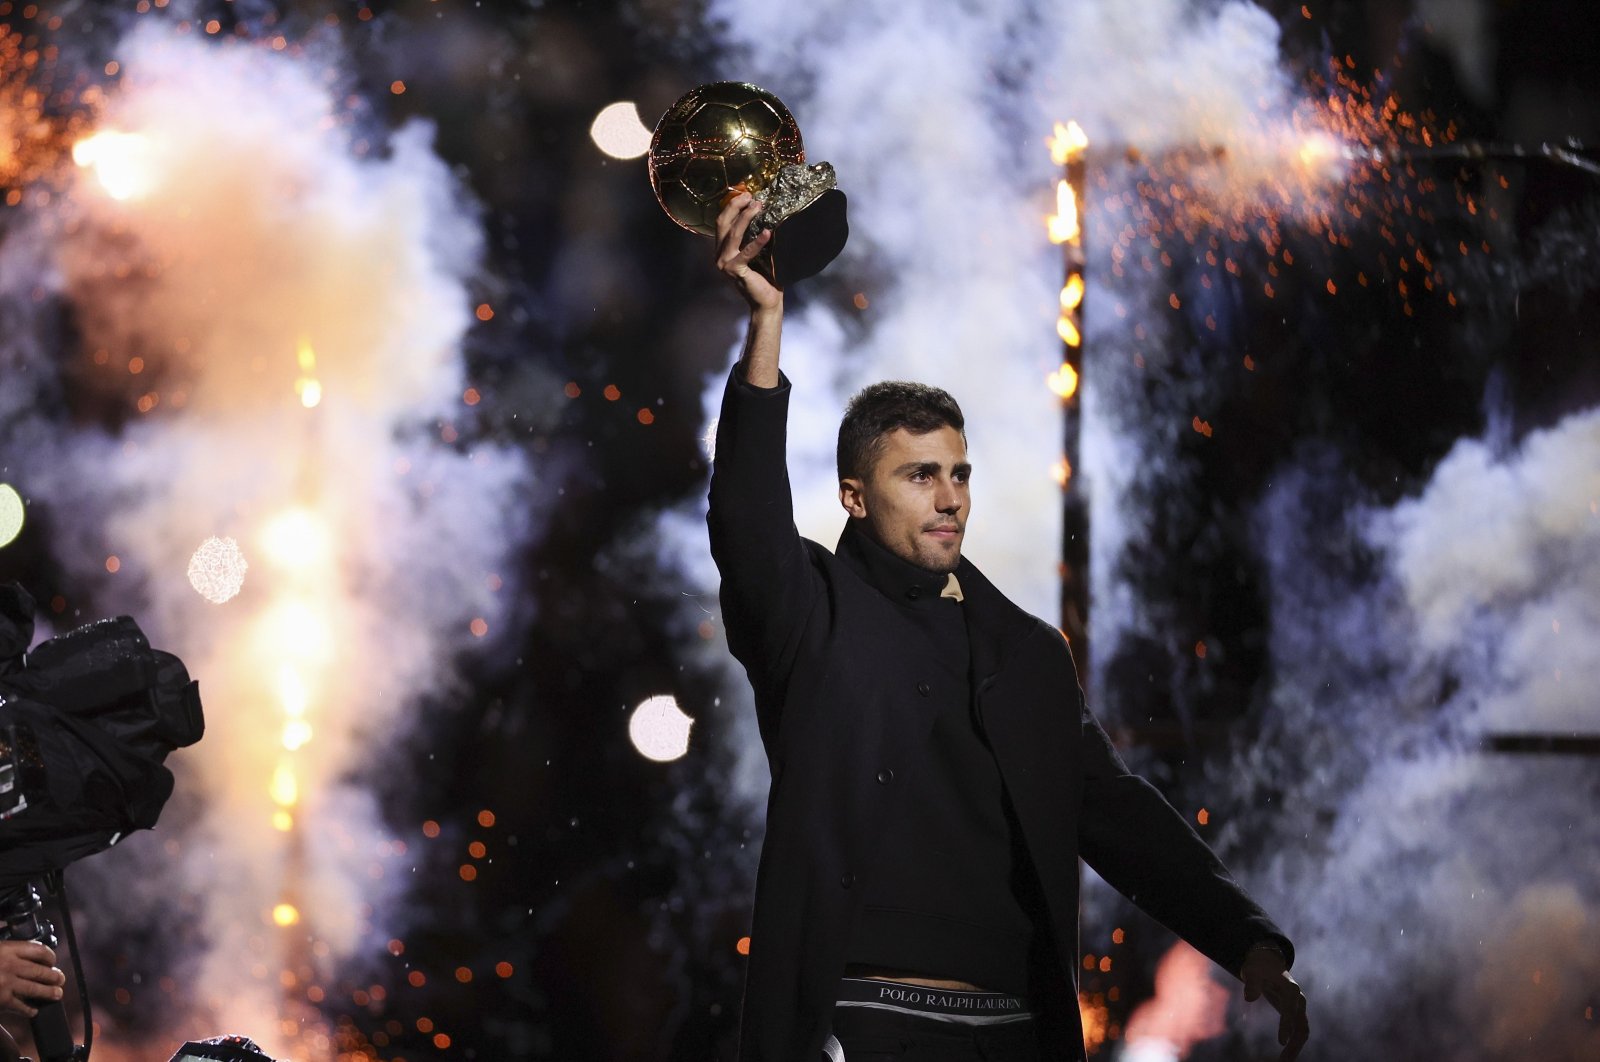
729, 196, 771, 252
12, 972, 60, 995
714, 192, 753, 242
19, 943, 56, 966
713, 195, 756, 267
715, 194, 764, 251
1242, 976, 1261, 1002
731, 227, 773, 269
21, 964, 66, 986
1278, 1014, 1309, 1061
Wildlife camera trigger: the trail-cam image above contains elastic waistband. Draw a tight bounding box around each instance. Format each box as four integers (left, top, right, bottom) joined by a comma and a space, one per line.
835, 978, 1033, 1026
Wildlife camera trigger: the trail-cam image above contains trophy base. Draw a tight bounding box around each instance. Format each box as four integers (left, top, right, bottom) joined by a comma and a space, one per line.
753, 189, 850, 288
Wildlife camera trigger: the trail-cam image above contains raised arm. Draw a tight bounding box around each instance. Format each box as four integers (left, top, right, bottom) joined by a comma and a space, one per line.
705, 195, 826, 743
716, 192, 784, 385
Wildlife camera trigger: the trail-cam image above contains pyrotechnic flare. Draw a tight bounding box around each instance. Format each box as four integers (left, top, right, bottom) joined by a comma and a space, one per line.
2, 19, 531, 1057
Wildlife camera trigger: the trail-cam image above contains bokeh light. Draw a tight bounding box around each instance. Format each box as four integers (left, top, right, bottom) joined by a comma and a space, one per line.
627, 694, 694, 762
0, 484, 23, 547
186, 535, 249, 603
589, 100, 652, 160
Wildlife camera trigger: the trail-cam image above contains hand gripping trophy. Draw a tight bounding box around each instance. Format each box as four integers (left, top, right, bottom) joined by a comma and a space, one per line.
649, 82, 848, 286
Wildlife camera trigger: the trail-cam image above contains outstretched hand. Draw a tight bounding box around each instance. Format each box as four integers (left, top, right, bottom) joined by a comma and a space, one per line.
1240, 946, 1309, 1061
714, 192, 782, 313
0, 940, 66, 1018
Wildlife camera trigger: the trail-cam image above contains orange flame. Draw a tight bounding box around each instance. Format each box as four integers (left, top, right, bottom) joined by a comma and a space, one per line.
1123, 942, 1230, 1058
1056, 314, 1082, 348
1048, 362, 1080, 399
1049, 120, 1089, 165
1061, 272, 1085, 311
1048, 179, 1081, 245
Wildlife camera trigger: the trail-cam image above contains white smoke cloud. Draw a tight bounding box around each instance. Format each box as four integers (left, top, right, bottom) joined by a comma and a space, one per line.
1, 21, 540, 1055
1382, 411, 1600, 729
1220, 409, 1600, 1057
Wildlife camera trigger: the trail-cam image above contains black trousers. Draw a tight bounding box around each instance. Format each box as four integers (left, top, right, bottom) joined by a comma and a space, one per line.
828, 1005, 1042, 1062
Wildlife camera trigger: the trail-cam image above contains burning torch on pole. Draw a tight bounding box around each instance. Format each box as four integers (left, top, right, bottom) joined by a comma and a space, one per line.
1047, 120, 1090, 669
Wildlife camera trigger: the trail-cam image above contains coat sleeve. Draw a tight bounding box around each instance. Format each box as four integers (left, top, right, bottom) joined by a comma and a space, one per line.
705, 364, 827, 742
1075, 700, 1295, 978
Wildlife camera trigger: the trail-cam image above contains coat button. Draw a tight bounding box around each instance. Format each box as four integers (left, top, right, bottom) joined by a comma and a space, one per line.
906, 586, 922, 600
840, 873, 855, 889
876, 768, 894, 784
916, 681, 931, 697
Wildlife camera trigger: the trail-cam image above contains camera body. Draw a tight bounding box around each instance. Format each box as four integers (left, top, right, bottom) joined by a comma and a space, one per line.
0, 583, 204, 1062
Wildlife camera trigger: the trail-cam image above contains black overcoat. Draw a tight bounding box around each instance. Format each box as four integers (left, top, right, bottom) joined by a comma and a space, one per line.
707, 368, 1291, 1062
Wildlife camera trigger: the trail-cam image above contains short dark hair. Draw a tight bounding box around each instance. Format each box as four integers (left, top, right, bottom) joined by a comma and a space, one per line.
837, 381, 966, 481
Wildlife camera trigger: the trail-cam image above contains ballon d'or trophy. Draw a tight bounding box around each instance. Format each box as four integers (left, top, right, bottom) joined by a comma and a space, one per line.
649, 82, 849, 287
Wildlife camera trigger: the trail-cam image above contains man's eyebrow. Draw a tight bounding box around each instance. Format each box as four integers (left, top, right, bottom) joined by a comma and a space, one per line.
889, 460, 971, 477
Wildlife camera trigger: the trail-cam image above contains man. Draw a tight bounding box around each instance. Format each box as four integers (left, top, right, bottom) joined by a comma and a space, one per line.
706, 193, 1309, 1062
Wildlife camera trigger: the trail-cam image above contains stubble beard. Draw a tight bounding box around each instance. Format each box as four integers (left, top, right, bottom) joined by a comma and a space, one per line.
912, 531, 963, 574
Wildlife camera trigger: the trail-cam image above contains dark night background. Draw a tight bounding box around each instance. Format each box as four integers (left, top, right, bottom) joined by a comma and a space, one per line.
2, 1, 1598, 1059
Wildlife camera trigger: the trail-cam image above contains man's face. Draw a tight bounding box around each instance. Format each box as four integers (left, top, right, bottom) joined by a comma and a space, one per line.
839, 425, 970, 574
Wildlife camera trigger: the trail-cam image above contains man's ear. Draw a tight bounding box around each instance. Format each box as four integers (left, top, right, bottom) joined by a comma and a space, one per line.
838, 477, 868, 519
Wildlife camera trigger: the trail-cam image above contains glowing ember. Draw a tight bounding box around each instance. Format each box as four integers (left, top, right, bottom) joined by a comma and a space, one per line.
72, 130, 157, 201
628, 694, 694, 762
1, 22, 90, 191
0, 484, 24, 548
272, 903, 301, 927
186, 535, 249, 603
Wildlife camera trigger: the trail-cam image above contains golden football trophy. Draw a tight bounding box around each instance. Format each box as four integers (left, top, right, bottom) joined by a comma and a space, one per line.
649, 82, 849, 286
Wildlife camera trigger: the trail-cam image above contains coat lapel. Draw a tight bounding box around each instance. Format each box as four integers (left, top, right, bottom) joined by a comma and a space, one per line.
956, 557, 1043, 691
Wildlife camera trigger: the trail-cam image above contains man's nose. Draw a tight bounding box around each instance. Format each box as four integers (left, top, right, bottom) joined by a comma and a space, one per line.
935, 479, 962, 513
